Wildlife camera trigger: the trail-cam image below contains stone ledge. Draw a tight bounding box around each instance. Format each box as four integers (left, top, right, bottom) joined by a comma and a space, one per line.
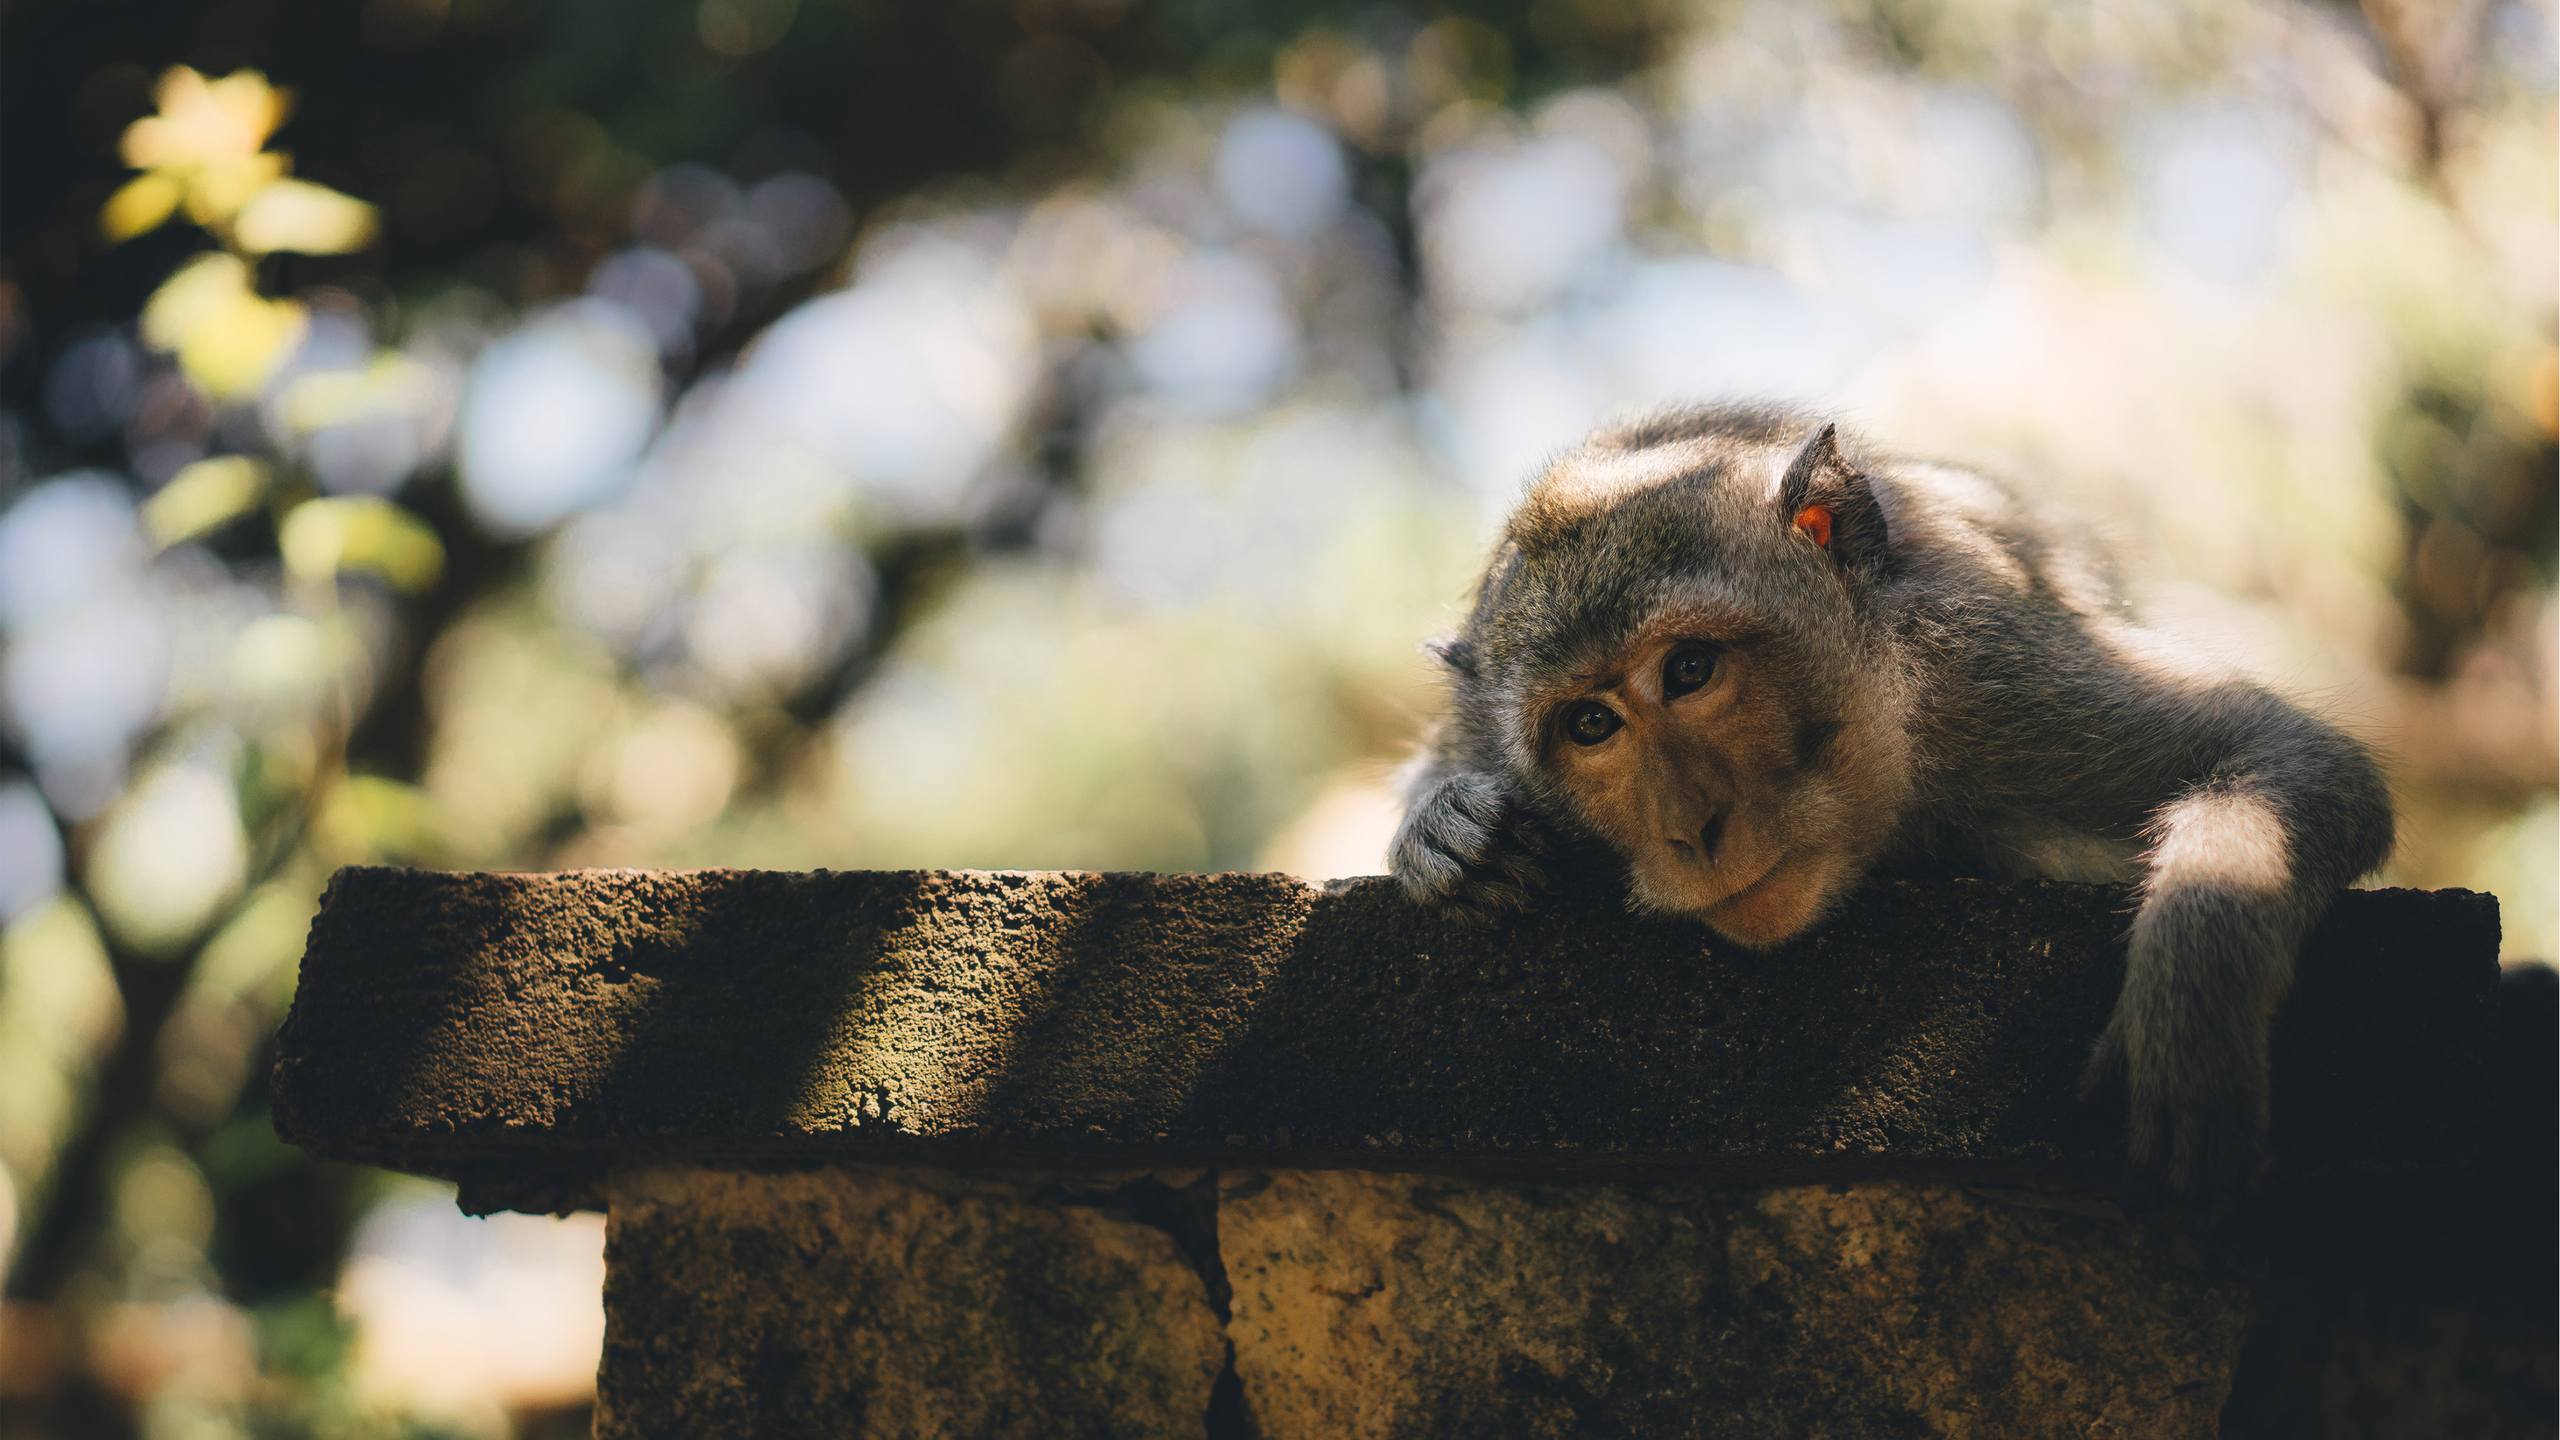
270, 867, 2498, 1200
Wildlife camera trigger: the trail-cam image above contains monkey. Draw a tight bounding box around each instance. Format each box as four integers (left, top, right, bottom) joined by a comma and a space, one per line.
1389, 403, 2395, 1199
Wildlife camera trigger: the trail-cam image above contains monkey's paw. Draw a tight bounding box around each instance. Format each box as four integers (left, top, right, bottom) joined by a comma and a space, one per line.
1389, 771, 1559, 923
2078, 1006, 2271, 1207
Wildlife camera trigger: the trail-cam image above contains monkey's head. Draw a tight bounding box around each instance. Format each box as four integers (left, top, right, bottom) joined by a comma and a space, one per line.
1444, 409, 1915, 947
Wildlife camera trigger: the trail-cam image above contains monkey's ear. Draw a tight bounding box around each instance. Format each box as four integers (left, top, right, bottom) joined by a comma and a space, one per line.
1776, 423, 1886, 569
1429, 637, 1478, 677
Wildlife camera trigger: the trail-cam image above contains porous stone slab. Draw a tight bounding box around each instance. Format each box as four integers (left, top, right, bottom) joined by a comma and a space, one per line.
271, 868, 2499, 1195
596, 1166, 1225, 1439
1219, 1170, 2250, 1439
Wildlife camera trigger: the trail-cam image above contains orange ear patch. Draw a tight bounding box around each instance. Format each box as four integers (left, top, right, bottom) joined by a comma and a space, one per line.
1793, 504, 1834, 549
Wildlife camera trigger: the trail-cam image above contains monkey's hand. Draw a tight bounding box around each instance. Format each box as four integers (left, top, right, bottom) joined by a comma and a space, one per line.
1389, 770, 1560, 923
2078, 952, 2273, 1207
2077, 798, 2304, 1207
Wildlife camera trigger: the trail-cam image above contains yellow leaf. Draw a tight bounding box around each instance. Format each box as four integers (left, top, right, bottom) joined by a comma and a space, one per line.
207, 68, 293, 135
144, 456, 272, 548
279, 497, 445, 593
119, 67, 295, 228
140, 254, 307, 400
181, 297, 305, 400
180, 151, 287, 228
275, 352, 440, 432
141, 253, 246, 347
100, 173, 183, 242
120, 66, 288, 170
233, 178, 378, 255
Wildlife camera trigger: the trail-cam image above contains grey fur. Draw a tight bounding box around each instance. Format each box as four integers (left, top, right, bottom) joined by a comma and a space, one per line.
1391, 403, 2395, 1198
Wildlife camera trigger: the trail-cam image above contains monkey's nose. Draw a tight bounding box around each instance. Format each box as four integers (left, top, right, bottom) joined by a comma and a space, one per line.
1665, 813, 1726, 864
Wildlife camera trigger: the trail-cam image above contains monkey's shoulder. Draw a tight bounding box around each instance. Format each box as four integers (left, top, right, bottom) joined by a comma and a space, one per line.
1869, 456, 2131, 621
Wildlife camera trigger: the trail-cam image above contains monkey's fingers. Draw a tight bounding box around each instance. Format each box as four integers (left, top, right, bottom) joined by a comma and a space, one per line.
1484, 842, 1558, 899
2114, 1062, 2269, 1217
1390, 836, 1467, 905
2075, 1021, 2129, 1104
2115, 1089, 2185, 1217
1437, 875, 1544, 926
1503, 810, 1559, 859
2161, 1087, 2270, 1201
1441, 772, 1513, 831
1394, 836, 1538, 918
1389, 793, 1500, 905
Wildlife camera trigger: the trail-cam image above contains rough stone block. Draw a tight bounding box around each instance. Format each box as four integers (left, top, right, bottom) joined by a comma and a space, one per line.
270, 868, 2500, 1194
1220, 1170, 2250, 1439
596, 1167, 1224, 1439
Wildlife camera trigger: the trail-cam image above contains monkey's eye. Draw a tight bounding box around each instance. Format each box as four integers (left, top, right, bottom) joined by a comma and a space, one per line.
1662, 642, 1721, 699
1563, 701, 1622, 747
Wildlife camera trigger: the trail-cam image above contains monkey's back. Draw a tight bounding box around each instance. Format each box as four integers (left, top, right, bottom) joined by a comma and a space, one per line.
1862, 454, 2159, 872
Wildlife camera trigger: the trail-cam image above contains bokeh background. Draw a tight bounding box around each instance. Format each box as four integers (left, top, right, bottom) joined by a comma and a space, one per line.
0, 0, 2551, 1433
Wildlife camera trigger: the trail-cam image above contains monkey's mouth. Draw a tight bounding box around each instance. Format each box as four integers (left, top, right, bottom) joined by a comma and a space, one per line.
1702, 850, 1791, 914
1637, 846, 1789, 917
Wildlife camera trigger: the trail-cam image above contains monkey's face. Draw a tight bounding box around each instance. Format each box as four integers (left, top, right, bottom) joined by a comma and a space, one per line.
1463, 413, 1914, 947
1527, 606, 1900, 947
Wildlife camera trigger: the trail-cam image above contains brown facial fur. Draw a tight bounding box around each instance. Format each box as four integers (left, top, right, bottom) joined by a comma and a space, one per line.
1533, 609, 1909, 947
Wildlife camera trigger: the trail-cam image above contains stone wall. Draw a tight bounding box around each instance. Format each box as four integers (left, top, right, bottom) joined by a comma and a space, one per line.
271, 868, 2555, 1437
599, 1165, 2260, 1438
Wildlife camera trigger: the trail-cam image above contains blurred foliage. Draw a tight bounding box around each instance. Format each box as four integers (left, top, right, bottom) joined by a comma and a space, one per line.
108, 67, 380, 403
0, 0, 2553, 1435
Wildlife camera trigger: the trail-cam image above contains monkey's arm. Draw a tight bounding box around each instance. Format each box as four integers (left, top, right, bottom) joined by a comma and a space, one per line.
2033, 657, 2394, 1197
